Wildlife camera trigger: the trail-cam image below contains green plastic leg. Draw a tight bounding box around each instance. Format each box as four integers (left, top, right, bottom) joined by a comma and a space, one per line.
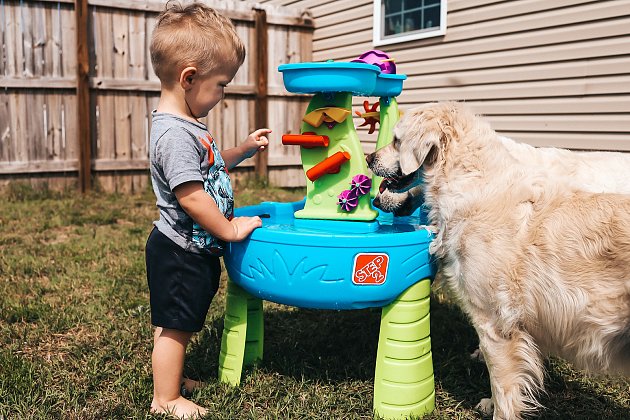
218, 279, 264, 386
373, 279, 435, 419
244, 288, 264, 367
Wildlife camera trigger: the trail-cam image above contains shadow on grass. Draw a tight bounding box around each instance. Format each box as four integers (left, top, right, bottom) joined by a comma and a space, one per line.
187, 306, 382, 383
186, 294, 629, 418
538, 359, 630, 419
186, 297, 485, 408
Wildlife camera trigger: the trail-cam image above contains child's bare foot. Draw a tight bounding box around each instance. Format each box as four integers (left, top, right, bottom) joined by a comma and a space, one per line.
180, 378, 205, 397
150, 396, 207, 419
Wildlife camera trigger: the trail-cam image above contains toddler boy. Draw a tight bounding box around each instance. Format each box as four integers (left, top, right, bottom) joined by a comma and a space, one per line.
146, 2, 269, 417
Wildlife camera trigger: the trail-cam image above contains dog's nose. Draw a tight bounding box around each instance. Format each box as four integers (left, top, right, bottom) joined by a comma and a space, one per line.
366, 153, 374, 166
373, 195, 380, 207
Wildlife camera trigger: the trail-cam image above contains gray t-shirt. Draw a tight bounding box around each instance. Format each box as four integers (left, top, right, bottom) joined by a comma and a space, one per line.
149, 112, 234, 255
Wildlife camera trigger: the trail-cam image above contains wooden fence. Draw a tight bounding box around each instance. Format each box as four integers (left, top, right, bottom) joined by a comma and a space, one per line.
0, 0, 313, 192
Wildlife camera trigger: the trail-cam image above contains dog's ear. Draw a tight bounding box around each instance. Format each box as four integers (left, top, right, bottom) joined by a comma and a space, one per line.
398, 122, 441, 176
397, 104, 456, 175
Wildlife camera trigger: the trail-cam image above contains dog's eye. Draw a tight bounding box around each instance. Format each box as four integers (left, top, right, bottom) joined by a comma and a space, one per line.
392, 135, 401, 150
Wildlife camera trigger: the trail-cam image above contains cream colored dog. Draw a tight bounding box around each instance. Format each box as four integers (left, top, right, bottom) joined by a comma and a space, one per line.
366, 101, 630, 419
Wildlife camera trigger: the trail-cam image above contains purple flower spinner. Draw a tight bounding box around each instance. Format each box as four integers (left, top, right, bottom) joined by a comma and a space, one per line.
350, 174, 372, 196
338, 189, 359, 212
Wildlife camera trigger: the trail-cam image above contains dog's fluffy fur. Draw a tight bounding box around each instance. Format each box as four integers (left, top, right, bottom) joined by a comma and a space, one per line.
367, 102, 630, 419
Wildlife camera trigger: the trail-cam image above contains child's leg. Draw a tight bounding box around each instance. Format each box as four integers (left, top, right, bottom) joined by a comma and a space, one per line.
151, 327, 207, 418
152, 328, 204, 397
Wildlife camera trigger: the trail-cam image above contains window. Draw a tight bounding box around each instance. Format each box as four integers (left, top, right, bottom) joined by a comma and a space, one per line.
374, 0, 447, 46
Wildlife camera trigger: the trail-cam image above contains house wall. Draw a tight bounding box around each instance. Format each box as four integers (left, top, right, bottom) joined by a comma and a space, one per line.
257, 0, 630, 152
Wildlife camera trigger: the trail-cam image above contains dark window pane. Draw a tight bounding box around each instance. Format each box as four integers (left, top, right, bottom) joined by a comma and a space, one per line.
382, 0, 442, 37
424, 5, 440, 29
385, 15, 402, 35
403, 11, 422, 32
385, 0, 403, 14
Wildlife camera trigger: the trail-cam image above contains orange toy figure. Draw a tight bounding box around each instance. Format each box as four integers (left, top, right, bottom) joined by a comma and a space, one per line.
356, 100, 380, 134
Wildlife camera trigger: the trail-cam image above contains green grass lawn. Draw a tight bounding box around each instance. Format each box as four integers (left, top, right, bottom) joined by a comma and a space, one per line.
1, 182, 628, 419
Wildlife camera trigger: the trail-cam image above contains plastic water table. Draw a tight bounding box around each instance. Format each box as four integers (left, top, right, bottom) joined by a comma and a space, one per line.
218, 52, 436, 419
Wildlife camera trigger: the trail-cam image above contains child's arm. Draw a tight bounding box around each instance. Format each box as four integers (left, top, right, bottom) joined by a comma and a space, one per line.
222, 128, 271, 170
174, 181, 261, 242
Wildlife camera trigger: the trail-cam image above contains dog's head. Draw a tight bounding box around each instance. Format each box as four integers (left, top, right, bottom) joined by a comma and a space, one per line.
366, 102, 461, 214
367, 101, 460, 178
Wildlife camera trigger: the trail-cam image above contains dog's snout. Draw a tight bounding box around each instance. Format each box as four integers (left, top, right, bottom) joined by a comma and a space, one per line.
366, 152, 376, 167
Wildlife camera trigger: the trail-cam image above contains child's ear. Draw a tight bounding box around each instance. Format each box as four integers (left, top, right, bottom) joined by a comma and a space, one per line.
180, 67, 197, 90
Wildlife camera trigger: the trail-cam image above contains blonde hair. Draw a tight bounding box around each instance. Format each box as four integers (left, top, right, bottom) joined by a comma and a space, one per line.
150, 1, 246, 85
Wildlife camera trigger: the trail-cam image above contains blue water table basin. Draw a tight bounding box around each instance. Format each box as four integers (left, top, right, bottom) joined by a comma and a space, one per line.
279, 62, 407, 97
223, 200, 434, 310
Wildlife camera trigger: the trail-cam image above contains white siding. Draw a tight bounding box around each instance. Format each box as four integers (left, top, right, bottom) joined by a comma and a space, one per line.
256, 0, 630, 152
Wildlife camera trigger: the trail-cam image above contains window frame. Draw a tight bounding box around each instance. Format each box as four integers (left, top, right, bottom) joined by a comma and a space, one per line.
373, 0, 447, 46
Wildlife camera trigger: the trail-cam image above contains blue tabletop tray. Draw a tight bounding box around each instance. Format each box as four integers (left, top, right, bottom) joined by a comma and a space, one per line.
223, 200, 435, 310
278, 62, 406, 97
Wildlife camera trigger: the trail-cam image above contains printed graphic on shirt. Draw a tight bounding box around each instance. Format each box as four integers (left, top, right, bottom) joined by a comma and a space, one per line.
192, 134, 234, 254
198, 134, 215, 167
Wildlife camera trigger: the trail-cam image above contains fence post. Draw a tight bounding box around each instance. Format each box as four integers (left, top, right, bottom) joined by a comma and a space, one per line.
76, 0, 91, 192
254, 7, 268, 180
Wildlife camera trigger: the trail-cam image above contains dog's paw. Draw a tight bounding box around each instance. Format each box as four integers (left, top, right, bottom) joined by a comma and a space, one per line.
373, 189, 414, 216
475, 398, 494, 417
470, 348, 485, 363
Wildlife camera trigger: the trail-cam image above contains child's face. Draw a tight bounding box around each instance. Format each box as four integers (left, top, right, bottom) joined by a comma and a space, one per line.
185, 66, 238, 119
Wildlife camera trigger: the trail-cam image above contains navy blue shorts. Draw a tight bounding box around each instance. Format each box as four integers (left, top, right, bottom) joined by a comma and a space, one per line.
145, 228, 221, 332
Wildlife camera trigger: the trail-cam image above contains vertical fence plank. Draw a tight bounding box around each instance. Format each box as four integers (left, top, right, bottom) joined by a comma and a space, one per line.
95, 94, 114, 191
221, 98, 236, 150
0, 91, 9, 162
233, 21, 250, 88
130, 94, 147, 192
129, 12, 145, 80
33, 3, 46, 77
26, 92, 41, 161
254, 8, 268, 178
63, 93, 77, 162
47, 92, 62, 161
13, 3, 24, 77
2, 2, 15, 77
6, 91, 17, 162
50, 3, 63, 77
14, 92, 28, 162
61, 4, 75, 78
76, 0, 91, 192
145, 13, 157, 83
235, 97, 249, 150
129, 11, 148, 191
20, 1, 33, 77
0, 1, 5, 76
94, 5, 112, 78
93, 8, 113, 191
112, 10, 131, 193
44, 4, 54, 77
114, 92, 131, 193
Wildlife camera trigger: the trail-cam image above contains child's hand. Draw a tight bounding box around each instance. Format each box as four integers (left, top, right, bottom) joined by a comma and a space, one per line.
230, 216, 262, 241
241, 128, 271, 159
